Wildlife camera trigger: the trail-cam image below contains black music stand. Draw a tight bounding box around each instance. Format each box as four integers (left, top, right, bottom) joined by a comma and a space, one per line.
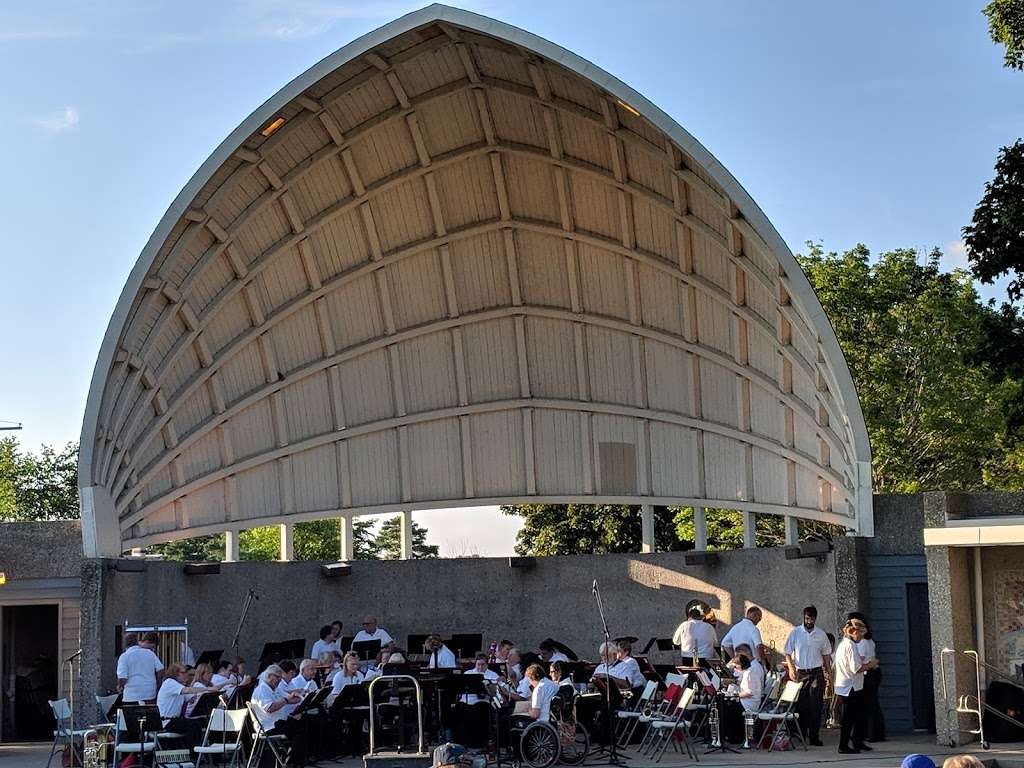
120, 705, 162, 767
190, 691, 222, 719
407, 634, 431, 655
293, 686, 332, 718
227, 679, 255, 708
281, 638, 306, 661
655, 638, 679, 652
197, 650, 224, 666
339, 635, 354, 653
639, 638, 657, 655
352, 639, 381, 662
448, 633, 483, 659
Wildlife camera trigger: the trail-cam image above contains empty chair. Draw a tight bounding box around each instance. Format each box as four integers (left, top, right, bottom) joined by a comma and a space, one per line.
114, 709, 158, 765
646, 687, 698, 762
95, 694, 120, 726
756, 679, 805, 751
194, 709, 248, 768
615, 680, 657, 747
46, 699, 93, 768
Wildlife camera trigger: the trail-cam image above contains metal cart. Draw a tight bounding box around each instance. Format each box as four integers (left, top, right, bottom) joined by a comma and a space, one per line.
940, 647, 1024, 749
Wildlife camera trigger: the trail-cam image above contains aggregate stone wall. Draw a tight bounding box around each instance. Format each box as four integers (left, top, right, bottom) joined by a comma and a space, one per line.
81, 547, 837, 693
0, 521, 84, 578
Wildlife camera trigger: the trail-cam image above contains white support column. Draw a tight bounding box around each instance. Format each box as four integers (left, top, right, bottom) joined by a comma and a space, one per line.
224, 529, 239, 562
640, 504, 655, 553
279, 523, 294, 562
742, 511, 756, 549
399, 509, 413, 560
340, 516, 354, 561
784, 516, 800, 546
129, 547, 143, 558
693, 506, 708, 551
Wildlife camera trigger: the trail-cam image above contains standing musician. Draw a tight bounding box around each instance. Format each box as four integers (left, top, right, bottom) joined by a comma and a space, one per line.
424, 634, 458, 668
116, 632, 164, 705
672, 606, 717, 667
834, 618, 878, 754
783, 605, 832, 747
722, 606, 766, 663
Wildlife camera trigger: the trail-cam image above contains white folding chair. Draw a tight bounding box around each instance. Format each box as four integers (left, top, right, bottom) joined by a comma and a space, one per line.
615, 680, 657, 746
245, 702, 289, 768
635, 683, 684, 755
194, 709, 247, 768
646, 687, 698, 762
114, 709, 158, 764
756, 679, 805, 751
46, 699, 93, 768
95, 694, 120, 727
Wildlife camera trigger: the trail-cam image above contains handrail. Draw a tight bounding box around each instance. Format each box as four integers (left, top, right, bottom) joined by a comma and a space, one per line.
367, 674, 427, 756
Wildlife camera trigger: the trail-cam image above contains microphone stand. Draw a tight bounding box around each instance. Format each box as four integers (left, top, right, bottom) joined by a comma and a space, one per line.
592, 580, 628, 766
65, 649, 82, 768
231, 587, 259, 655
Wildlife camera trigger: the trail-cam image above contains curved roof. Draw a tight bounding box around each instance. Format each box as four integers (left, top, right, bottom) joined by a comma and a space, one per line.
79, 4, 873, 556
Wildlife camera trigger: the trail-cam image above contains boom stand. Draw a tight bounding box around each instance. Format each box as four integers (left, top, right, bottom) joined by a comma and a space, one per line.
592, 579, 628, 766
230, 588, 259, 654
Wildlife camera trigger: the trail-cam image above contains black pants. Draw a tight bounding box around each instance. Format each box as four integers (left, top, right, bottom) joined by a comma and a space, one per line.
454, 702, 490, 748
862, 669, 885, 741
267, 718, 306, 766
161, 716, 205, 749
796, 667, 824, 742
835, 690, 866, 749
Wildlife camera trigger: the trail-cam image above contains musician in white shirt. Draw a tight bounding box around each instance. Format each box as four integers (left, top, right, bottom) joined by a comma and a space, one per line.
457, 653, 499, 747
526, 664, 558, 722
311, 625, 339, 660
157, 663, 220, 746
353, 616, 393, 647
252, 665, 306, 760
116, 633, 164, 704
614, 642, 647, 692
289, 659, 319, 694
185, 663, 218, 716
783, 605, 833, 746
331, 653, 366, 695
672, 607, 717, 665
424, 634, 458, 669
722, 607, 765, 662
834, 618, 877, 754
538, 640, 569, 663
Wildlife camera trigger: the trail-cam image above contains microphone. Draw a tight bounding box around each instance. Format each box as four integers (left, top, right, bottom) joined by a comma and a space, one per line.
65, 649, 83, 662
592, 579, 598, 595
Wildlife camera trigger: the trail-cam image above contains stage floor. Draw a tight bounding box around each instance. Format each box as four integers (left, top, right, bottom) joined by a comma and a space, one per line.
3, 732, 1021, 768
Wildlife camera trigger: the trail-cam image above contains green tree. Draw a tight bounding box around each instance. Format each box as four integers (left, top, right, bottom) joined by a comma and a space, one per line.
984, 0, 1024, 70
502, 504, 685, 556
0, 438, 80, 521
799, 243, 1022, 492
963, 140, 1024, 302
374, 516, 438, 559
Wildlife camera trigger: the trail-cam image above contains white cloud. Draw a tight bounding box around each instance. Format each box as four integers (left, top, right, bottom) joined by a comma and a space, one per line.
32, 106, 80, 135
941, 239, 970, 272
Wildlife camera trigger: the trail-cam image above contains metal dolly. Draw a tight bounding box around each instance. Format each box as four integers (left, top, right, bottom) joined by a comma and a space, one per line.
940, 647, 1024, 749
365, 674, 431, 768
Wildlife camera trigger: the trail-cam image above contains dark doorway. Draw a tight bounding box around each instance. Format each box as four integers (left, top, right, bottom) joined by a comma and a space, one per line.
906, 582, 936, 732
1, 604, 59, 741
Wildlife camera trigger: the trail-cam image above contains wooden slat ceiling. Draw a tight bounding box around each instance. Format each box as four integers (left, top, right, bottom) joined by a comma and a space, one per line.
79, 11, 870, 550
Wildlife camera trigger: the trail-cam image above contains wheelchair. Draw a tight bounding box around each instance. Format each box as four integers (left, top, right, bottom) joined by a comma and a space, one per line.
513, 693, 590, 768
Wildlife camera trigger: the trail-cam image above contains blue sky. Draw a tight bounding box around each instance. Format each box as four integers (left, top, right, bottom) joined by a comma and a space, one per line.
1, 1, 1020, 554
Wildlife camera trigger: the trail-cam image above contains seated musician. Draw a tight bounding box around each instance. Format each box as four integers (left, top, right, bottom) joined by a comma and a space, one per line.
456, 653, 499, 747
331, 652, 366, 695
328, 652, 369, 756
538, 640, 569, 663
289, 659, 319, 694
311, 625, 337, 660
252, 664, 306, 762
157, 662, 223, 747
211, 659, 235, 697
505, 647, 523, 684
279, 660, 299, 688
354, 616, 394, 647
495, 640, 514, 664
549, 660, 576, 696
186, 663, 217, 716
424, 634, 458, 669
524, 664, 558, 722
721, 643, 764, 743
614, 642, 648, 699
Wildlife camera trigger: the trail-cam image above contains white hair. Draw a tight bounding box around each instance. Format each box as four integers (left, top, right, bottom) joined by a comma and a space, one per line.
599, 641, 619, 657
299, 658, 316, 673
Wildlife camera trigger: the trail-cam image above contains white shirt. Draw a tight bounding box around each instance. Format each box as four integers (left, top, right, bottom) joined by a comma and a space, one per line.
722, 618, 763, 656
353, 628, 393, 646
530, 678, 558, 721
117, 646, 164, 702
516, 677, 532, 698
289, 674, 318, 694
616, 656, 646, 688
311, 639, 339, 659
252, 680, 289, 731
833, 637, 864, 696
672, 618, 717, 659
157, 677, 187, 720
856, 638, 876, 663
186, 681, 211, 716
783, 625, 832, 670
426, 645, 458, 669
463, 668, 498, 704
212, 673, 235, 698
738, 661, 765, 712
331, 669, 365, 695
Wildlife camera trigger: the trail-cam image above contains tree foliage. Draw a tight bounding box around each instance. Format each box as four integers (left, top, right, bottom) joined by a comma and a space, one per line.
0, 438, 79, 521
502, 504, 686, 556
963, 140, 1024, 302
984, 0, 1024, 70
799, 243, 1023, 492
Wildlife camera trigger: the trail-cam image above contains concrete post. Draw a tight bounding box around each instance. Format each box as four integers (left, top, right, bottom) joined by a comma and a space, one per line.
742, 511, 756, 549
693, 506, 708, 551
224, 529, 239, 562
279, 523, 293, 562
129, 547, 143, 557
399, 510, 413, 560
640, 505, 655, 553
340, 516, 354, 561
784, 516, 799, 546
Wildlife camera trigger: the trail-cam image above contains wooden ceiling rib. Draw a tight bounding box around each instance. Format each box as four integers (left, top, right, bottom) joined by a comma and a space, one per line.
80, 13, 870, 550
